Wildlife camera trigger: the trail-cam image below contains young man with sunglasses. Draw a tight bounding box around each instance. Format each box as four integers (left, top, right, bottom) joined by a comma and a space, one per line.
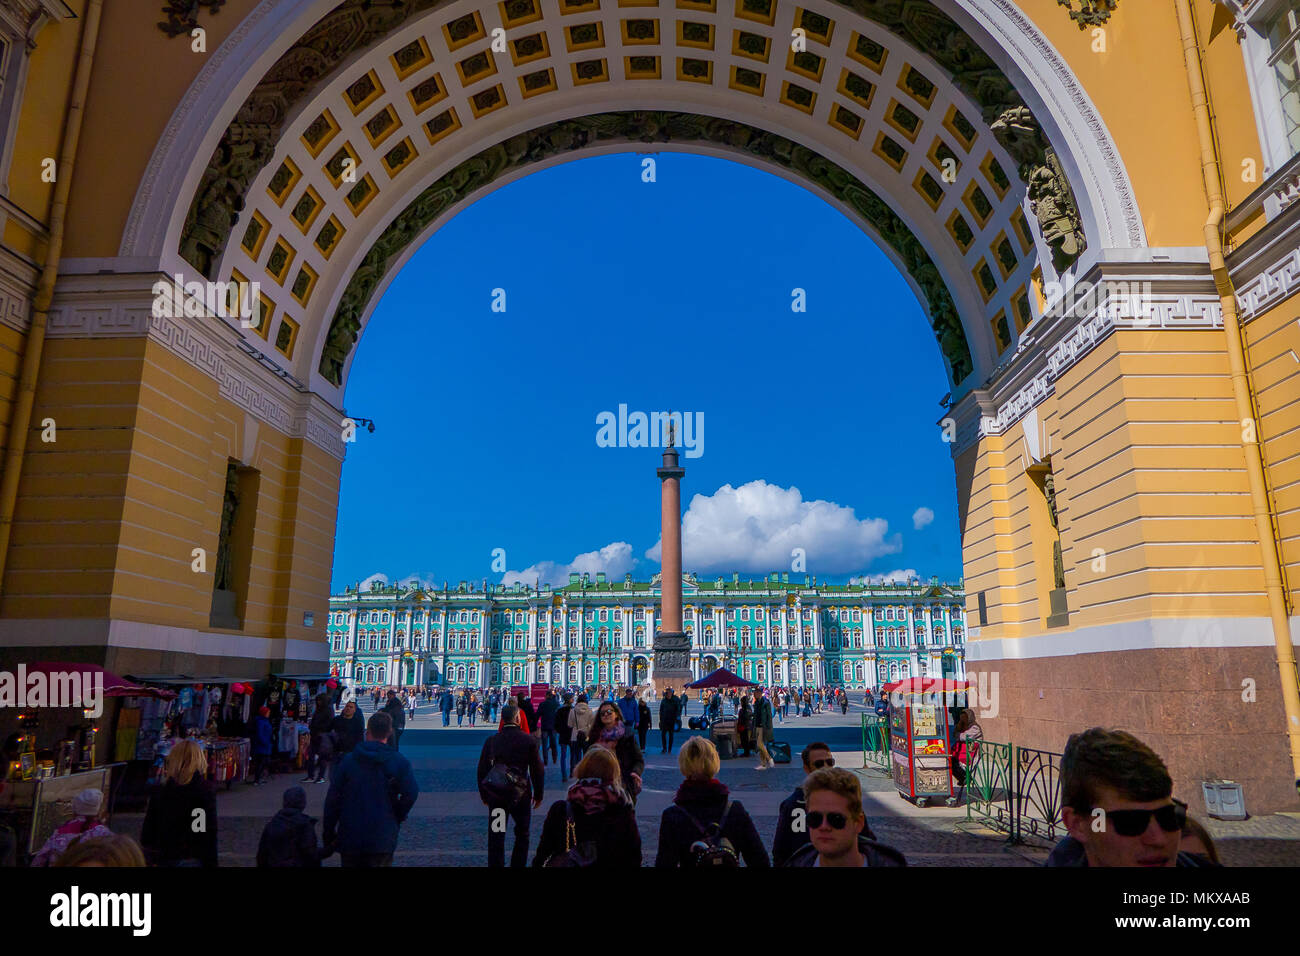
783, 767, 906, 867
772, 742, 835, 865
1050, 727, 1218, 868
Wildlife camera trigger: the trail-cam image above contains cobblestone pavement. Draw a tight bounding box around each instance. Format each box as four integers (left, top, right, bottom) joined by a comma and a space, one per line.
112, 702, 1300, 866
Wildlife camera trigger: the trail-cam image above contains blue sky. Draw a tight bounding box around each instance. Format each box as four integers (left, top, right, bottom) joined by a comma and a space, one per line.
331, 152, 961, 593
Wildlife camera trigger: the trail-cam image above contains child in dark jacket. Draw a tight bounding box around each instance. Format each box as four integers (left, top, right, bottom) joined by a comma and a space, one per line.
257, 786, 328, 867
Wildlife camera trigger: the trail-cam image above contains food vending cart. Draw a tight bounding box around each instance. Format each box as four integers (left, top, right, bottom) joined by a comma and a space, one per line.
883, 677, 969, 808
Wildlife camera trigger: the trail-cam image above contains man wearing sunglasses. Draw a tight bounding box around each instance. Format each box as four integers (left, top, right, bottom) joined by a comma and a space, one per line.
772, 742, 835, 865
783, 768, 906, 867
1052, 728, 1216, 868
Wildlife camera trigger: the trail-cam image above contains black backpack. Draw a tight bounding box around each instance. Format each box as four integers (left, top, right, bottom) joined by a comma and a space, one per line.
681, 799, 740, 867
543, 802, 598, 867
480, 737, 530, 807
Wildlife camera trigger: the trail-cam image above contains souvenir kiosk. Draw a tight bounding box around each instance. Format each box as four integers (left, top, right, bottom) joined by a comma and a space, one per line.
883, 677, 970, 808
0, 663, 168, 862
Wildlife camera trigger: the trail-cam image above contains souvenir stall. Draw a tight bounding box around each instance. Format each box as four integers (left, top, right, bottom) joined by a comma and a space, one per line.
266, 674, 337, 773
882, 677, 970, 808
119, 675, 258, 790
0, 664, 168, 861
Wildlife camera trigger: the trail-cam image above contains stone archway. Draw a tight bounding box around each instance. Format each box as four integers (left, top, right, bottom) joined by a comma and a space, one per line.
1, 0, 1294, 811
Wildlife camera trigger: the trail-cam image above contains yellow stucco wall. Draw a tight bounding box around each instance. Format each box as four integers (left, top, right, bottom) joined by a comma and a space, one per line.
1017, 0, 1259, 248
1244, 299, 1300, 605
62, 0, 263, 259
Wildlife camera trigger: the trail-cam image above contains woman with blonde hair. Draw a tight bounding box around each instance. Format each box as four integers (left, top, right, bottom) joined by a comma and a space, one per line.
140, 739, 218, 867
655, 736, 768, 867
532, 747, 640, 867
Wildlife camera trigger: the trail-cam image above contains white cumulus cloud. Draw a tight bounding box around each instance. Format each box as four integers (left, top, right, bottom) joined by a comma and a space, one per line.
502, 542, 637, 588
913, 507, 935, 530
646, 480, 902, 575
357, 572, 389, 591
849, 569, 918, 585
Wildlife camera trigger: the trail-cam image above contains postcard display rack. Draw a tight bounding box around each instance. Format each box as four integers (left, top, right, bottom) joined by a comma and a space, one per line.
889, 689, 956, 808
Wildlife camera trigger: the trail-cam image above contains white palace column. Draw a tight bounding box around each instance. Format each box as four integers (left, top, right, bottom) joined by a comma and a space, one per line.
346, 610, 358, 679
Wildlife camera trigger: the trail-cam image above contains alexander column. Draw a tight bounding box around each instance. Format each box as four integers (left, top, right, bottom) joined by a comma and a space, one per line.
653, 420, 692, 695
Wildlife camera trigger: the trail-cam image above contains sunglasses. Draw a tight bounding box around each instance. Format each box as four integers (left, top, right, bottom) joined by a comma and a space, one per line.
810, 758, 835, 769
1101, 799, 1186, 837
806, 811, 850, 830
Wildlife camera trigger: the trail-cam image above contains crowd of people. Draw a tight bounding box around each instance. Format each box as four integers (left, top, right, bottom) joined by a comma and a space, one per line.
14, 675, 1228, 870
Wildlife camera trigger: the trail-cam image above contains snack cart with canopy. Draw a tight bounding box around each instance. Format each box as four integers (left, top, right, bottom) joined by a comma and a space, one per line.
881, 677, 970, 808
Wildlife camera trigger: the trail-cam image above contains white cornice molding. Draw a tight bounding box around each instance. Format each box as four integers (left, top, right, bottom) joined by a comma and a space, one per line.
956, 229, 1300, 452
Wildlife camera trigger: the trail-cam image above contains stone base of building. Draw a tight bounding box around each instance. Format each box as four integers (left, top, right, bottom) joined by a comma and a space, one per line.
966, 642, 1300, 814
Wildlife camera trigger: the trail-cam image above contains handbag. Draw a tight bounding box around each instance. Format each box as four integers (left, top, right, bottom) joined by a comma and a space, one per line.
544, 802, 597, 867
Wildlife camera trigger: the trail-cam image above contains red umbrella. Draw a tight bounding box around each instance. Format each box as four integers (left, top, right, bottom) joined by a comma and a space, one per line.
685, 667, 757, 689
27, 662, 176, 699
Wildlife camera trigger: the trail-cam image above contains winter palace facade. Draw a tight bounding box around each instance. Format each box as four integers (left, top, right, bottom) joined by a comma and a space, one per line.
327, 572, 966, 690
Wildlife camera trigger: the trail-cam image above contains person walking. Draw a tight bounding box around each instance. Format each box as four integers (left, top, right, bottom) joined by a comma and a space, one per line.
588, 700, 644, 804
736, 695, 754, 758
636, 697, 652, 751
654, 737, 769, 868
250, 705, 273, 785
617, 688, 639, 729
382, 690, 407, 750
328, 699, 365, 781
456, 693, 466, 727
840, 689, 849, 715
322, 711, 419, 867
257, 786, 328, 867
440, 689, 454, 727
752, 687, 774, 770
568, 694, 594, 770
532, 748, 641, 867
477, 704, 544, 868
517, 693, 537, 738
658, 688, 680, 754
141, 739, 218, 867
536, 690, 560, 766
304, 693, 334, 784
467, 692, 479, 727
554, 693, 575, 779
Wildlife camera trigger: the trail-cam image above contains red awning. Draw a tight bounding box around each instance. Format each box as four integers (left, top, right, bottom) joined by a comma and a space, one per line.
28, 662, 176, 699
880, 677, 970, 695
685, 667, 758, 689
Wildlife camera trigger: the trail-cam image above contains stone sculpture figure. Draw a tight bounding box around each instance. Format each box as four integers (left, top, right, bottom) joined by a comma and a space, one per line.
214, 465, 239, 592
991, 107, 1086, 273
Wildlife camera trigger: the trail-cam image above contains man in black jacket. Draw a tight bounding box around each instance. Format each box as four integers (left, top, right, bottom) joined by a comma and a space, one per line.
382, 690, 407, 749
554, 694, 574, 779
773, 741, 836, 866
477, 704, 544, 867
536, 690, 560, 765
658, 689, 681, 754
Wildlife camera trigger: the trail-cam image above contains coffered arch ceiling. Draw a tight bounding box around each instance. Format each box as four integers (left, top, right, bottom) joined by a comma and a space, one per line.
148, 0, 1143, 402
